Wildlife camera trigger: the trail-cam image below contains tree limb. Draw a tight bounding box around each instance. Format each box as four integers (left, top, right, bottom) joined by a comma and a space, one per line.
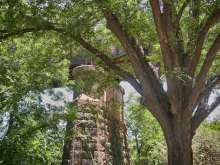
0, 26, 64, 41
203, 74, 220, 93
188, 8, 220, 77
191, 74, 220, 114
150, 0, 178, 69
0, 26, 143, 95
192, 94, 220, 131
150, 0, 188, 114
77, 37, 143, 95
188, 33, 220, 111
191, 73, 220, 132
177, 0, 190, 23
97, 5, 171, 116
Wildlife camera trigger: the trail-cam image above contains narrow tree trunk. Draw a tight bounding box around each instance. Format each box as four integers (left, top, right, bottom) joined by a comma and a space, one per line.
165, 115, 193, 165
61, 139, 73, 165
61, 121, 74, 165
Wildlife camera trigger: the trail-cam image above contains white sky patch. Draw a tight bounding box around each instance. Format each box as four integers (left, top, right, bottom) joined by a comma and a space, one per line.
0, 113, 10, 139
120, 81, 140, 102
40, 87, 73, 108
207, 90, 220, 121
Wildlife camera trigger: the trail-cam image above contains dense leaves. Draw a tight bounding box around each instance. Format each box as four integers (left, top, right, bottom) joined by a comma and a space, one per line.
0, 31, 73, 164
0, 92, 75, 165
125, 96, 166, 164
0, 33, 70, 111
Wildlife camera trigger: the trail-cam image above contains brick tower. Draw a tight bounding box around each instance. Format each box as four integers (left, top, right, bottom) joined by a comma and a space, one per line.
61, 57, 130, 165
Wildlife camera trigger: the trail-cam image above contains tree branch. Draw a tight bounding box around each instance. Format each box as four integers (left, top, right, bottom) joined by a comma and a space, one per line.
96, 5, 171, 116
188, 8, 220, 77
177, 0, 190, 23
95, 7, 174, 137
192, 95, 220, 131
150, 0, 176, 69
77, 37, 143, 95
0, 25, 64, 41
188, 33, 220, 111
0, 25, 143, 94
191, 74, 220, 114
191, 74, 220, 132
0, 26, 143, 95
150, 0, 189, 114
195, 73, 220, 119
204, 74, 220, 93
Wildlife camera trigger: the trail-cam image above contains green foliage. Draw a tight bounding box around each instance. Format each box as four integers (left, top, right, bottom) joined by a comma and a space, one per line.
165, 67, 191, 82
125, 96, 166, 165
1, 0, 220, 76
207, 121, 220, 131
0, 93, 71, 165
0, 30, 76, 164
126, 97, 220, 165
0, 127, 65, 165
0, 32, 70, 112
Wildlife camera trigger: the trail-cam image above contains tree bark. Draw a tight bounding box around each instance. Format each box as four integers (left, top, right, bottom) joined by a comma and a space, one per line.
61, 121, 74, 165
165, 113, 193, 165
167, 133, 193, 165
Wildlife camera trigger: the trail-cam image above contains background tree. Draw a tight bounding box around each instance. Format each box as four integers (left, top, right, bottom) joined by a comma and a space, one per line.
126, 96, 166, 165
0, 33, 75, 164
1, 0, 220, 164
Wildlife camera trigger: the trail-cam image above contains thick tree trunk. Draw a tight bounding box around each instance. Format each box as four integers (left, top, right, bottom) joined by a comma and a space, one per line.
165, 115, 193, 165
167, 134, 193, 165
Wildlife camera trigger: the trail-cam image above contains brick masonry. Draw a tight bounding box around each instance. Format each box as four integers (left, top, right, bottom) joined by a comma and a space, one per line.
61, 64, 130, 165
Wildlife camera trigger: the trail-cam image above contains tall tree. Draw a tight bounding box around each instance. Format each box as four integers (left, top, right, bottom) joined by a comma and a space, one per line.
1, 0, 220, 164
0, 33, 72, 164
